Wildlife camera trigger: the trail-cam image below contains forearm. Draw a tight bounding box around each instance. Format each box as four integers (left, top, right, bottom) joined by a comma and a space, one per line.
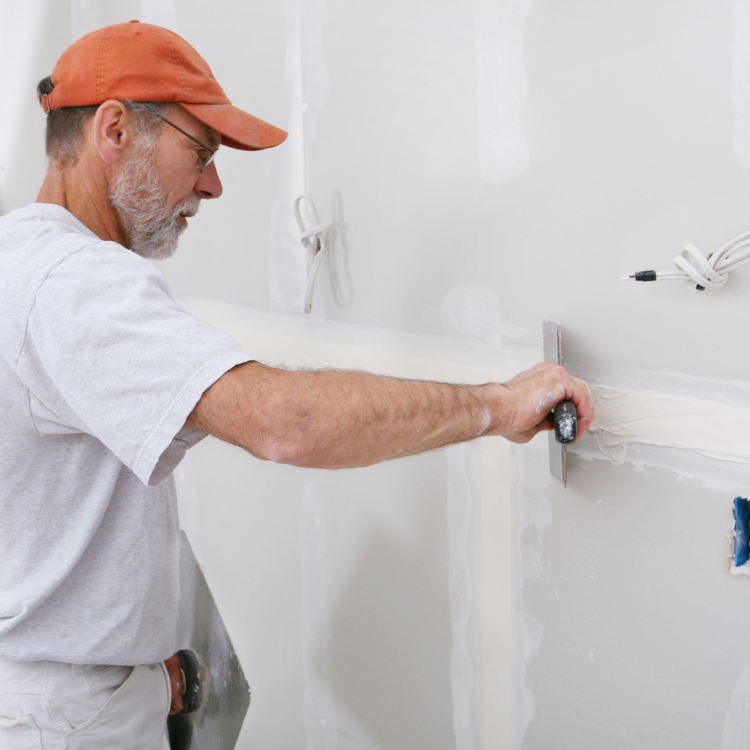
187, 362, 504, 469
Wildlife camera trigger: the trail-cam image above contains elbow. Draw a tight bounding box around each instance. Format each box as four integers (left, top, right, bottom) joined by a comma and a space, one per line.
256, 434, 316, 467
240, 397, 325, 467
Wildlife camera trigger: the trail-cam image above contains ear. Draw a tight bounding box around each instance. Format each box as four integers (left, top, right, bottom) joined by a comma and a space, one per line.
92, 100, 135, 165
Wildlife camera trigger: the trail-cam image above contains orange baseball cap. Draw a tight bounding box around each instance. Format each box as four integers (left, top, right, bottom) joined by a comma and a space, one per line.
42, 20, 287, 151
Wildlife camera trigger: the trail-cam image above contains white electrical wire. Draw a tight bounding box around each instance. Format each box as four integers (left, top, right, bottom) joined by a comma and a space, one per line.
625, 229, 750, 290
295, 196, 329, 313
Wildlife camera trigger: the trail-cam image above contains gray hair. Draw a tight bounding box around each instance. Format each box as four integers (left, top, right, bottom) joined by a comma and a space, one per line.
37, 77, 172, 165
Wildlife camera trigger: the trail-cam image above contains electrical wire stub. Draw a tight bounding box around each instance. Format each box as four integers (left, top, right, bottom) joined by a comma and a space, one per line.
295, 196, 330, 314
624, 229, 750, 291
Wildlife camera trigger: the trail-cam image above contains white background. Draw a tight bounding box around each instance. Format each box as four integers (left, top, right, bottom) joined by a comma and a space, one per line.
4, 1, 750, 748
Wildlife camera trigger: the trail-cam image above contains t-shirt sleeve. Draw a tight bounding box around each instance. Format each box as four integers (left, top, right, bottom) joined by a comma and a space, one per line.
15, 241, 252, 487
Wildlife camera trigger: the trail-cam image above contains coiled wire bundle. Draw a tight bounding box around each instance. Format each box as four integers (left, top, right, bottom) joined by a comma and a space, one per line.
627, 229, 750, 290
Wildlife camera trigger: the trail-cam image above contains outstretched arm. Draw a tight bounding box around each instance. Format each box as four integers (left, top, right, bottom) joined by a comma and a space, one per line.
185, 360, 593, 469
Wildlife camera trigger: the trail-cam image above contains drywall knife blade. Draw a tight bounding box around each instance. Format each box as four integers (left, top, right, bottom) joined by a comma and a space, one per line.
542, 320, 576, 487
169, 531, 251, 750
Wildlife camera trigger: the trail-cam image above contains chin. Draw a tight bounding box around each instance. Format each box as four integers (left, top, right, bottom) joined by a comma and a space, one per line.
130, 213, 189, 260
132, 235, 181, 261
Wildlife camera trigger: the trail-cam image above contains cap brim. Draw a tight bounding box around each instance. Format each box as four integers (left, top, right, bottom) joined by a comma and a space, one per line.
178, 102, 287, 151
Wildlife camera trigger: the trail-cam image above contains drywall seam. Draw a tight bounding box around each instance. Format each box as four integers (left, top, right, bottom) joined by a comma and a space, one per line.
733, 0, 750, 167
722, 661, 750, 749
269, 0, 306, 312
589, 386, 750, 465
269, 0, 328, 313
179, 296, 538, 374
480, 438, 512, 749
446, 444, 477, 750
299, 481, 339, 750
511, 443, 550, 749
140, 0, 177, 31
70, 0, 99, 40
473, 0, 533, 182
573, 439, 750, 494
570, 365, 750, 409
0, 1, 46, 212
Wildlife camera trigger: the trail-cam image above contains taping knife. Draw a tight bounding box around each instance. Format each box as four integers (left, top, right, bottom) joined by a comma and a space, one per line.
542, 320, 577, 487
169, 531, 251, 750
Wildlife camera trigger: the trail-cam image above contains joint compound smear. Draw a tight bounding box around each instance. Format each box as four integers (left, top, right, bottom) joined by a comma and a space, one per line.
0, 3, 46, 211
446, 444, 477, 750
473, 0, 534, 181
443, 286, 527, 345
733, 0, 750, 167
556, 412, 575, 442
269, 0, 328, 312
589, 386, 750, 465
299, 482, 339, 750
71, 0, 100, 40
512, 443, 551, 747
722, 660, 750, 750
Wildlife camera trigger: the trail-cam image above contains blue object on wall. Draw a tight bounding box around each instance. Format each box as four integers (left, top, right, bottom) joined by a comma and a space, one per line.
733, 497, 750, 568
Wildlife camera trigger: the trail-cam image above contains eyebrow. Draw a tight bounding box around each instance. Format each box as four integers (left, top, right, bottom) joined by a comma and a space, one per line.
199, 127, 221, 150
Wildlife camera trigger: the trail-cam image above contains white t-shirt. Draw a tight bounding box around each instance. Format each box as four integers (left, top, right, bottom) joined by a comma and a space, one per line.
0, 204, 251, 666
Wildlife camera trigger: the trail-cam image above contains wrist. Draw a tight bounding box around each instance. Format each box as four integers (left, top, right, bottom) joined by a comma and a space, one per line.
481, 382, 512, 437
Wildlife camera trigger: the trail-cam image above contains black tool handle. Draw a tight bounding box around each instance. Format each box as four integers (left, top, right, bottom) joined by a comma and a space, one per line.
177, 648, 203, 714
553, 401, 577, 444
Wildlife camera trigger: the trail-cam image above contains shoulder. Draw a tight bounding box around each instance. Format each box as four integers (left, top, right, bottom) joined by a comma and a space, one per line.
0, 203, 119, 274
0, 202, 169, 286
0, 204, 171, 364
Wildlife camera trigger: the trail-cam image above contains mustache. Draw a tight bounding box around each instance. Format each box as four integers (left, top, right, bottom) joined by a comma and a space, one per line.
175, 194, 201, 219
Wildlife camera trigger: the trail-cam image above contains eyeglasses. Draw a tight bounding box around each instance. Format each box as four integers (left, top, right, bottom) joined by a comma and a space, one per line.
138, 104, 218, 171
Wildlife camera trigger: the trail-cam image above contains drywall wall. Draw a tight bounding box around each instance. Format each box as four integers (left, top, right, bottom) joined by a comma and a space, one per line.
175, 299, 515, 749
5, 0, 750, 748
157, 0, 750, 379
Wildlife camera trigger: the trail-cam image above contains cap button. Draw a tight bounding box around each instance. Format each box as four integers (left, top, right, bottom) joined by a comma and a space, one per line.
128, 19, 139, 23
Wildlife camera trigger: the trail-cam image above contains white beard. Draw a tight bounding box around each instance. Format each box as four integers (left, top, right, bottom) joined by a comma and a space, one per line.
108, 133, 200, 260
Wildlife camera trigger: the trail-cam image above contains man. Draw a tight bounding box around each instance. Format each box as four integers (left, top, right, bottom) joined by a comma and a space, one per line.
0, 21, 593, 750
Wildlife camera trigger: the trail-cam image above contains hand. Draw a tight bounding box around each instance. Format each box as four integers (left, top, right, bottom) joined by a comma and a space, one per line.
164, 654, 184, 715
492, 362, 594, 444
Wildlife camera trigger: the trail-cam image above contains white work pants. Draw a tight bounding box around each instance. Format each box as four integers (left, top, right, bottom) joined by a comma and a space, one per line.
0, 656, 171, 750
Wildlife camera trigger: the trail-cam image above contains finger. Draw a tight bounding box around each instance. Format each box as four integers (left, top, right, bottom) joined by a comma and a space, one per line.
171, 672, 184, 710
567, 392, 594, 443
556, 374, 594, 427
537, 370, 593, 443
511, 414, 554, 444
574, 402, 594, 435
171, 692, 184, 714
575, 409, 594, 441
164, 654, 185, 714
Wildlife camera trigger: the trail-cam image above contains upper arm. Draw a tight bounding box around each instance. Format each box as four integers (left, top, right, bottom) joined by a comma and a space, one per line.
20, 243, 249, 485
186, 361, 300, 464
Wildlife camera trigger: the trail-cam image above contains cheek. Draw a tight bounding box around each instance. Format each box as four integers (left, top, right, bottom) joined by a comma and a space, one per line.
163, 176, 198, 207
154, 147, 198, 204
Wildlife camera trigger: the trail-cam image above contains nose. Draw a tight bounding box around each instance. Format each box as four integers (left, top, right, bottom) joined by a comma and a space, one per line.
194, 161, 223, 200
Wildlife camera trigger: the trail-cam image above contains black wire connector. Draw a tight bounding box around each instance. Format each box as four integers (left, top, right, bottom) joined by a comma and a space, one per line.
629, 270, 657, 281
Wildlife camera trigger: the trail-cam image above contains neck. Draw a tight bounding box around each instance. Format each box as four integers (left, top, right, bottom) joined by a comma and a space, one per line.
36, 155, 129, 247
